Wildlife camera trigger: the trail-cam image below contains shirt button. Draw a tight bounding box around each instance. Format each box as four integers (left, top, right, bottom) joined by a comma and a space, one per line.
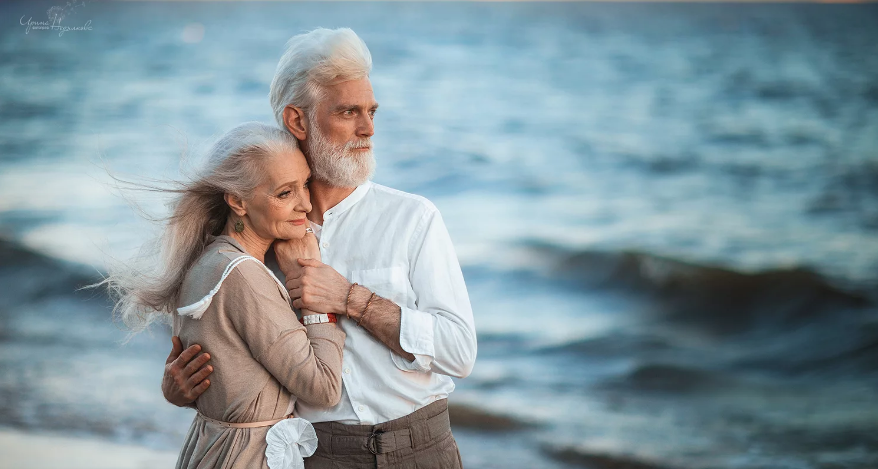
344, 368, 351, 374
322, 242, 329, 248
358, 405, 365, 412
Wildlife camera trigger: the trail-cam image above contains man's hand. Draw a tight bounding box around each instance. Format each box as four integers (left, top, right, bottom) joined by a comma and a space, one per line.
286, 258, 351, 315
162, 336, 213, 407
274, 231, 320, 279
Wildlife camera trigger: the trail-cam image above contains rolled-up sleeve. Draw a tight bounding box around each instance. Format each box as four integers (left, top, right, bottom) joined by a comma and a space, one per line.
395, 206, 477, 378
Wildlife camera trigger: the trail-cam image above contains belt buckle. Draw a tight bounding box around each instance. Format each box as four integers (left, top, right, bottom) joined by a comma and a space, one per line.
367, 430, 383, 455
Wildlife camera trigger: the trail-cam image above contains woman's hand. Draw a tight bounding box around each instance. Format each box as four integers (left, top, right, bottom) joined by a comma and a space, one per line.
275, 230, 323, 316
274, 229, 320, 280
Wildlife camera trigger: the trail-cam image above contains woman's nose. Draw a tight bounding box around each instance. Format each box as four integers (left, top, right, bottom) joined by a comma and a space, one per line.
297, 194, 312, 214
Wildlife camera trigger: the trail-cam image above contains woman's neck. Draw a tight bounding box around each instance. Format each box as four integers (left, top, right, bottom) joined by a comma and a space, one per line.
221, 221, 271, 263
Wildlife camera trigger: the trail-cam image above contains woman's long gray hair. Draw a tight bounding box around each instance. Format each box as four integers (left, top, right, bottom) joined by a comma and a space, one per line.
102, 122, 299, 336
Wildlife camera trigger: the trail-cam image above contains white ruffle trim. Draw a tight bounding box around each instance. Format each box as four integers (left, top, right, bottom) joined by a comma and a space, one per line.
265, 418, 318, 469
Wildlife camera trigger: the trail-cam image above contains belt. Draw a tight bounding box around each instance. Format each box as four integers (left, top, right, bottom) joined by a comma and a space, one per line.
315, 400, 452, 456
197, 412, 294, 429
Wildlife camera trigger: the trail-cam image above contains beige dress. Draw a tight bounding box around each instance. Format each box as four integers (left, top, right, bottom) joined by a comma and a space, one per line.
173, 235, 345, 469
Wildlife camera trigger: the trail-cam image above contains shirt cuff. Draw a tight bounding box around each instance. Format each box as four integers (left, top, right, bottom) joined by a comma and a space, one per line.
395, 307, 435, 373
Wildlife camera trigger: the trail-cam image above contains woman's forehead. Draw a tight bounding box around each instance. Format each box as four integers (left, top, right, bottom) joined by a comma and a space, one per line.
262, 149, 310, 185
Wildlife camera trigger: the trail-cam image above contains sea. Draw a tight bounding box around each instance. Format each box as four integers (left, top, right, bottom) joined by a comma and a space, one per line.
1, 1, 877, 468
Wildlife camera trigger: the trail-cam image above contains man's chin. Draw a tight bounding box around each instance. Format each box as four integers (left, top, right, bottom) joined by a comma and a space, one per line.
307, 147, 375, 188
315, 174, 371, 188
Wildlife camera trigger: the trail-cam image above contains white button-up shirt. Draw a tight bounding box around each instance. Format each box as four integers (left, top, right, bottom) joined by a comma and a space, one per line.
294, 181, 477, 425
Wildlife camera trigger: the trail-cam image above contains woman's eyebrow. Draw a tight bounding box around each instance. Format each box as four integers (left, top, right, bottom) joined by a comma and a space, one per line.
271, 180, 295, 191
273, 175, 310, 191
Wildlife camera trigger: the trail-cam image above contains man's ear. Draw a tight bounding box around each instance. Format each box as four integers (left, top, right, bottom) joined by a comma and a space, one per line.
224, 193, 247, 217
283, 105, 308, 141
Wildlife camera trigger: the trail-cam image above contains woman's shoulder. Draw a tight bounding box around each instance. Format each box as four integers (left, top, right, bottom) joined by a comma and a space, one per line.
177, 238, 292, 322
178, 236, 259, 307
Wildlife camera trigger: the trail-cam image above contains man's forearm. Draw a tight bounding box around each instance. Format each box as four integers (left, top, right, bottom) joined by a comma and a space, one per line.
347, 284, 416, 362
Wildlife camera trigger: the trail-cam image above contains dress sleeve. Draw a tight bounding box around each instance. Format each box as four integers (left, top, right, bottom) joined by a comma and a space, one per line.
217, 261, 346, 407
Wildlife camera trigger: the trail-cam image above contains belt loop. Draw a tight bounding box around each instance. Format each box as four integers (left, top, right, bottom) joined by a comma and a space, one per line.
368, 430, 383, 455
409, 420, 430, 448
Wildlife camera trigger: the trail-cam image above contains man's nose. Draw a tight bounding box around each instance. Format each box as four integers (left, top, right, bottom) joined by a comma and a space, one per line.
357, 113, 374, 138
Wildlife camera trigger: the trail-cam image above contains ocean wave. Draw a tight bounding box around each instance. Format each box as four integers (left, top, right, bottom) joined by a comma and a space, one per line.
0, 237, 101, 307
537, 334, 674, 358
542, 444, 675, 469
607, 363, 734, 394
522, 241, 871, 334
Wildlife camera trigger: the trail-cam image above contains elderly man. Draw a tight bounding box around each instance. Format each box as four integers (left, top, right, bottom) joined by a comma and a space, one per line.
162, 28, 476, 468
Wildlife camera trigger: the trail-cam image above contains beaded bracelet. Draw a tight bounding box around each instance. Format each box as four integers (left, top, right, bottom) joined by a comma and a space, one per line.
346, 282, 359, 316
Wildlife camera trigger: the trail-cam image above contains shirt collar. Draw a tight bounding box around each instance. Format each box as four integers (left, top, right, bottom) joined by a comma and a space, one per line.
322, 181, 373, 221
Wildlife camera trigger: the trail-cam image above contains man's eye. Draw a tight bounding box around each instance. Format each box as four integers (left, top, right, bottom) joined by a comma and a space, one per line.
343, 110, 354, 116
369, 109, 377, 118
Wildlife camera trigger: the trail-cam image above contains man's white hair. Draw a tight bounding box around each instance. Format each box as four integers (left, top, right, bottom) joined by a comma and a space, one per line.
269, 28, 372, 129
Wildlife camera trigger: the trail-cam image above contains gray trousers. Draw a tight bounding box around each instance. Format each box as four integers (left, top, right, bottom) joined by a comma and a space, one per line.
305, 399, 463, 469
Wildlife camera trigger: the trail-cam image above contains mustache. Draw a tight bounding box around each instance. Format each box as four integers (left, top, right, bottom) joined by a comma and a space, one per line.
345, 139, 372, 151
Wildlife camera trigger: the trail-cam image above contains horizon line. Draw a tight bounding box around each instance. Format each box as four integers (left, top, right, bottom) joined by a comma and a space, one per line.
108, 0, 878, 4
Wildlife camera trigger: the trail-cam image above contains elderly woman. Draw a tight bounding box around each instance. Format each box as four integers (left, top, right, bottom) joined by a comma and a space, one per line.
106, 122, 345, 469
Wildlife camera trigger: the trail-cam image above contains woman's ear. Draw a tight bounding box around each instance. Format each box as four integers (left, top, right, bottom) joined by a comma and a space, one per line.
224, 193, 247, 217
283, 105, 308, 141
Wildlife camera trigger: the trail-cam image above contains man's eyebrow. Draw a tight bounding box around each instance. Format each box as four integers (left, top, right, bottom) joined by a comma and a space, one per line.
331, 103, 357, 112
332, 103, 380, 112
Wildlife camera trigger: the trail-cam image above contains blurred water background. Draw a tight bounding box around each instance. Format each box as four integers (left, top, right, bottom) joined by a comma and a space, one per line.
1, 1, 877, 468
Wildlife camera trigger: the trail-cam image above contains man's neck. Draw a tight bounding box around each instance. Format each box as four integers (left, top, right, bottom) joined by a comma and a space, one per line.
307, 179, 357, 225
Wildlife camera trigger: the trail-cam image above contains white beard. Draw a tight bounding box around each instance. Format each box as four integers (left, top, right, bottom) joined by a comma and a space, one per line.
305, 123, 375, 188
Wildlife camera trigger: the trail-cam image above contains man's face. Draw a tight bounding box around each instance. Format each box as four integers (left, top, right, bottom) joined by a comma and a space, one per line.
303, 77, 379, 188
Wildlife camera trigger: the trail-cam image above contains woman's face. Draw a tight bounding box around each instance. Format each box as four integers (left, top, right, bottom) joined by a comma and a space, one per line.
243, 148, 312, 241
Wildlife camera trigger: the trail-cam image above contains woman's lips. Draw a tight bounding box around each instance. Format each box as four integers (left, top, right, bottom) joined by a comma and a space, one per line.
289, 219, 307, 226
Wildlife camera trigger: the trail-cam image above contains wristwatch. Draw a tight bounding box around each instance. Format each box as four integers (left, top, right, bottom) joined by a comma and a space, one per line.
302, 313, 338, 326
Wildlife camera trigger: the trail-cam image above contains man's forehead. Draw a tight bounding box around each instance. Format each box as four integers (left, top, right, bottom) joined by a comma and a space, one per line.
323, 78, 377, 105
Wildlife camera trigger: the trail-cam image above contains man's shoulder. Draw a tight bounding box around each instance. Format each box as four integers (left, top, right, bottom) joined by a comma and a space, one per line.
366, 182, 439, 216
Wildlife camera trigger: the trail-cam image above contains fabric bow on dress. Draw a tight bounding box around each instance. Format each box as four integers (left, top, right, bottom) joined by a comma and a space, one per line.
265, 418, 319, 469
